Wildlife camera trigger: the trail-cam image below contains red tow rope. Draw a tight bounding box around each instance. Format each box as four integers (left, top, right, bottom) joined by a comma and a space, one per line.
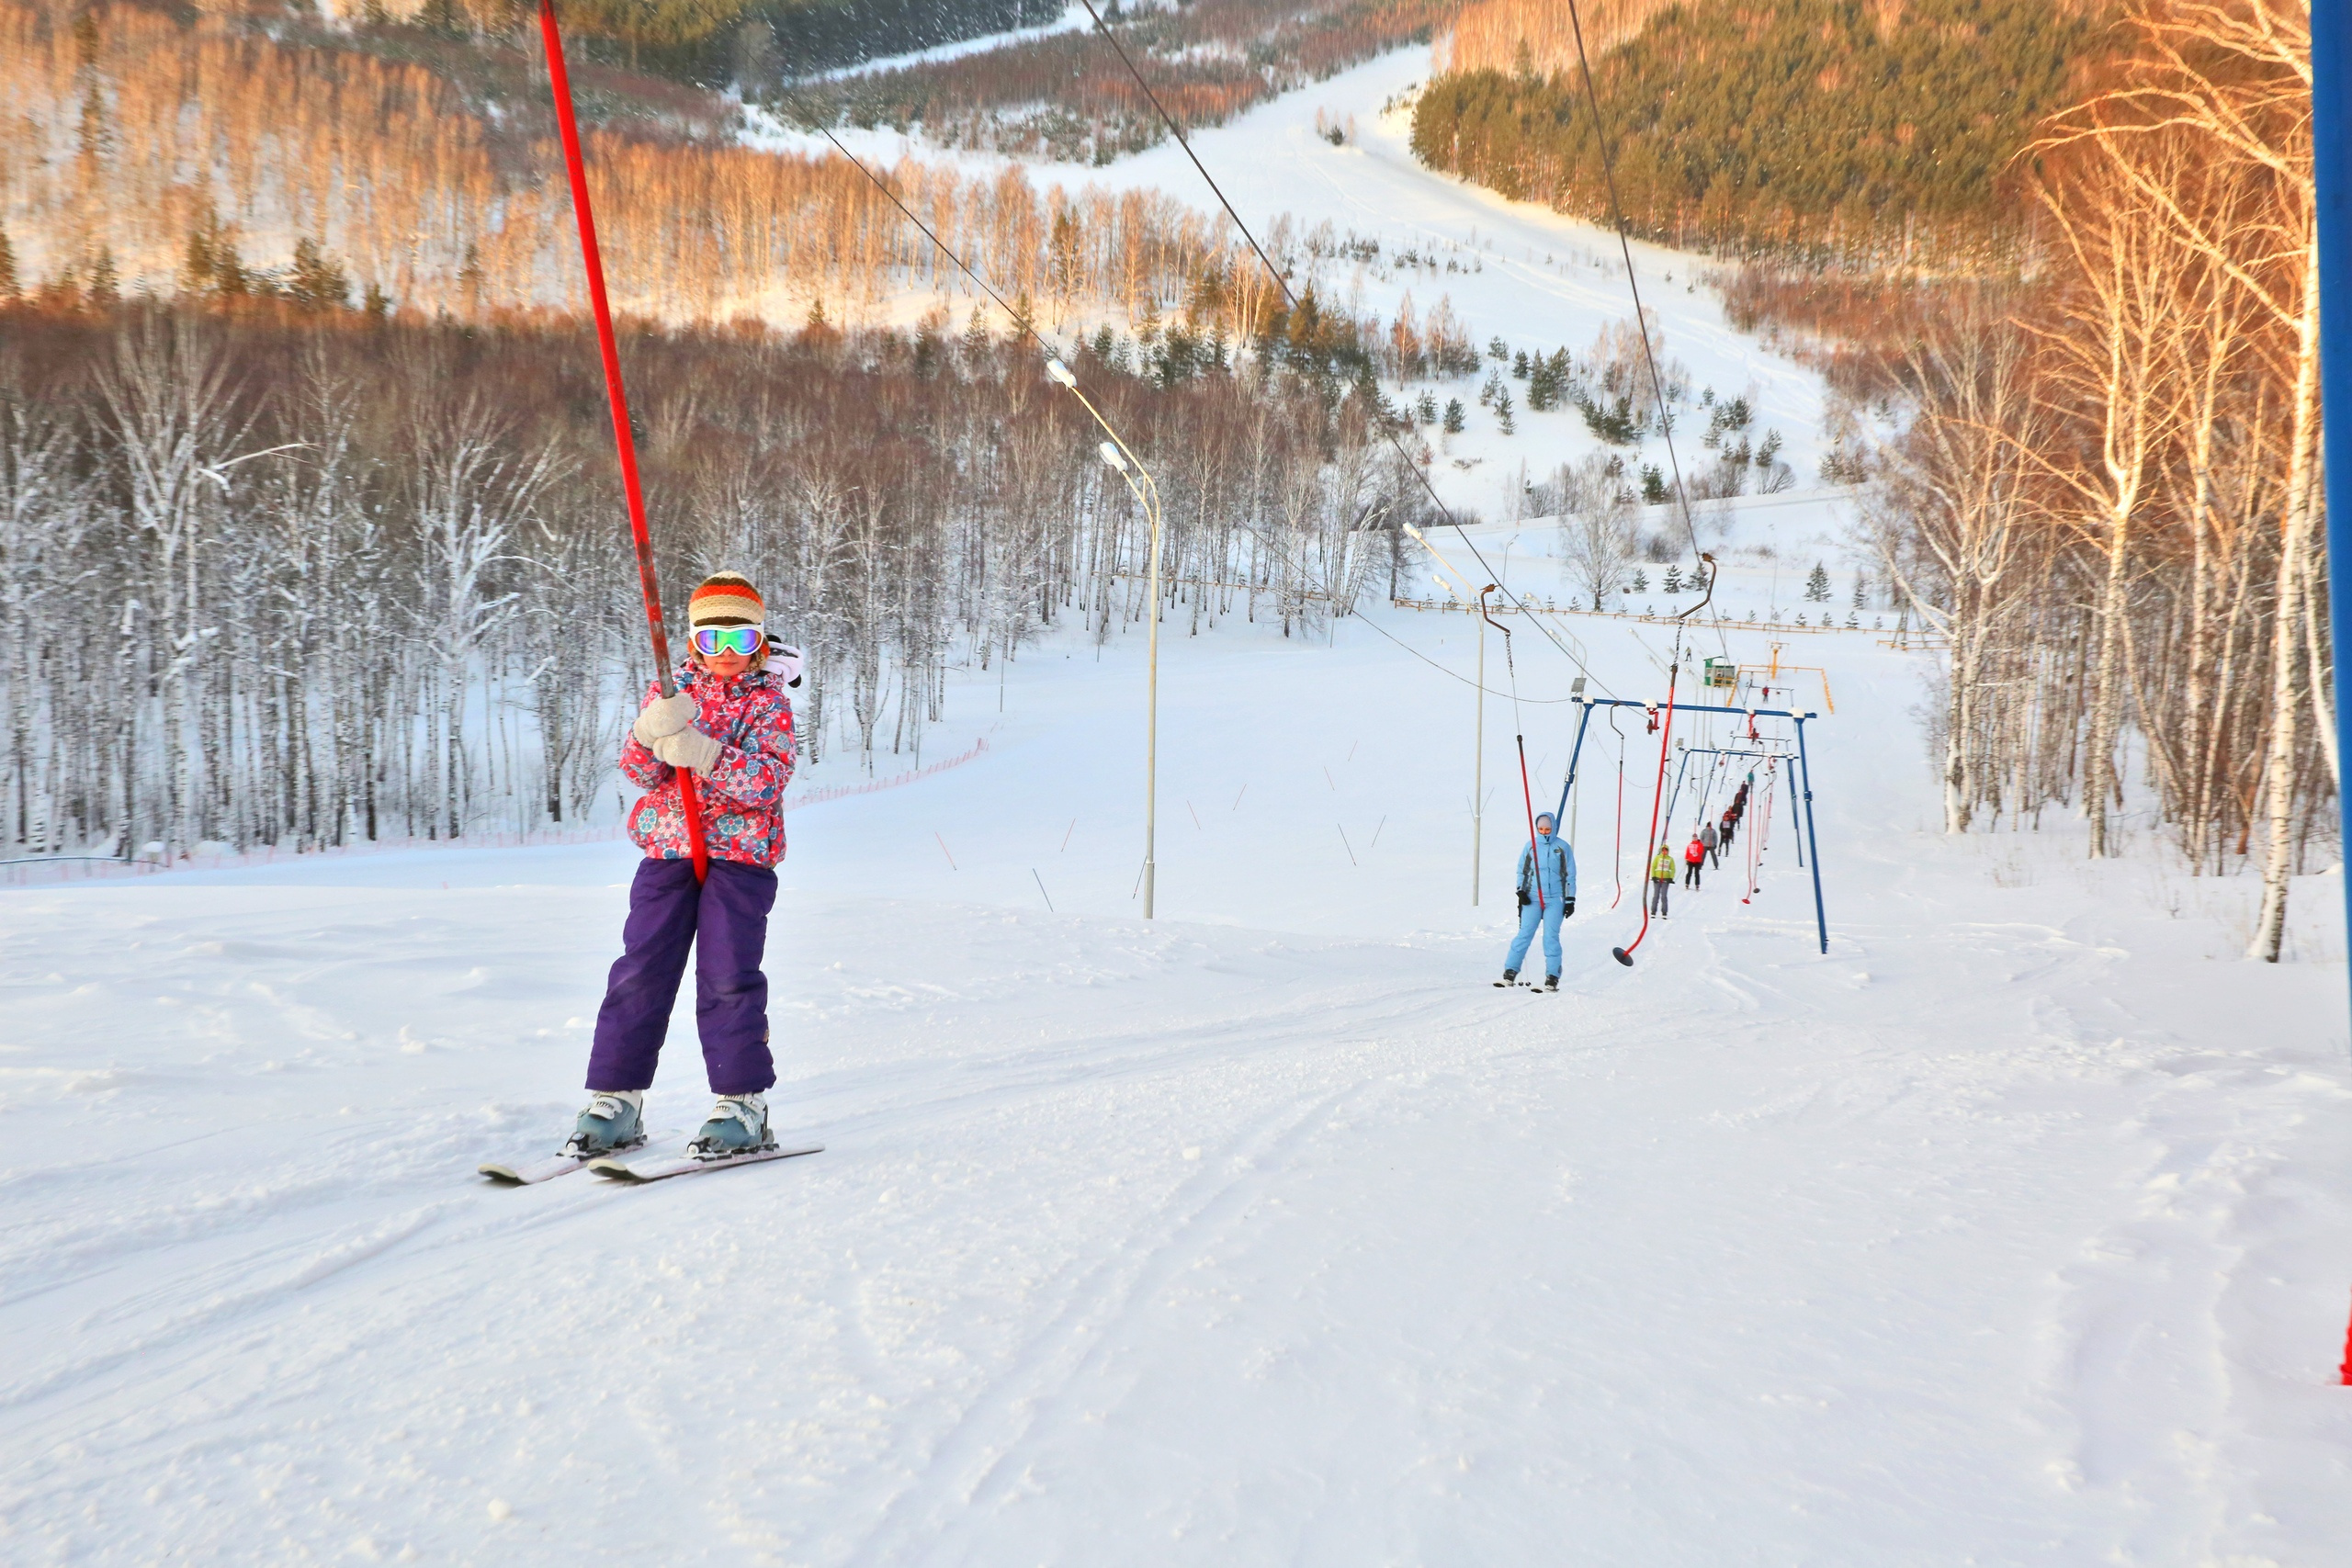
1609, 726, 1626, 910
1613, 659, 1681, 966
538, 1, 709, 882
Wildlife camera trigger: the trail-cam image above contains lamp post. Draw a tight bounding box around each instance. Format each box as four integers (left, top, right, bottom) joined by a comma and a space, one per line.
1045, 358, 1166, 919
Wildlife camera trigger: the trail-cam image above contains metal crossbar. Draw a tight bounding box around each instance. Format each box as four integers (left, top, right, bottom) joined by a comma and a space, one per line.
1551, 695, 1829, 953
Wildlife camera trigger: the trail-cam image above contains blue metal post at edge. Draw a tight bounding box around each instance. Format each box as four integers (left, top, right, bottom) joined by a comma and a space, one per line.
1551, 699, 1598, 828
2317, 3, 2352, 1034
1791, 750, 1804, 869
1796, 715, 1828, 955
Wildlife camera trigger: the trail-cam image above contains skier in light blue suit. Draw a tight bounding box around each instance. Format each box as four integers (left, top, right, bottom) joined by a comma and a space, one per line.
1499, 812, 1577, 990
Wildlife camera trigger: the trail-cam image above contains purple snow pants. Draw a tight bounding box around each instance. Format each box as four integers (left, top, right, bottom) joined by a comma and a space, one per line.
586, 857, 777, 1096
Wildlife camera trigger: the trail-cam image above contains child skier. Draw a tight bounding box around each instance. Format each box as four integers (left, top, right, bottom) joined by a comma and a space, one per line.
1648, 842, 1676, 917
566, 572, 802, 1161
1683, 833, 1706, 889
1498, 812, 1576, 990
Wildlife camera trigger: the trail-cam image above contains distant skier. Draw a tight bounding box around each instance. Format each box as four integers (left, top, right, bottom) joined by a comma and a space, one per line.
1649, 842, 1676, 917
1699, 818, 1720, 868
1720, 805, 1738, 852
567, 572, 805, 1162
1683, 833, 1706, 889
1498, 812, 1576, 990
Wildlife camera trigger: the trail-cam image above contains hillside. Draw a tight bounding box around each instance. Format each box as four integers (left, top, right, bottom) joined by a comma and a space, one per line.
1410, 0, 2109, 262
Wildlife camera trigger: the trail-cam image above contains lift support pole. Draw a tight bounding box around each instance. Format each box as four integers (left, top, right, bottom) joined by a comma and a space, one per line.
2315, 4, 2351, 1034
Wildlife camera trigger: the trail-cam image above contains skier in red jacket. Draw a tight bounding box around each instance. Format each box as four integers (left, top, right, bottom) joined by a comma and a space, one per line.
1683, 833, 1706, 889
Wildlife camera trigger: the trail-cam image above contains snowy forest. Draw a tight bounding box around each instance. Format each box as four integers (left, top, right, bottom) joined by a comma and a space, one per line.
0, 298, 1419, 864
0, 1, 1468, 868
1726, 1, 2324, 961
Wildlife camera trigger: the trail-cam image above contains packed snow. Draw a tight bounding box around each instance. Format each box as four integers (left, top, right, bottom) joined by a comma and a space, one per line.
6, 493, 2352, 1564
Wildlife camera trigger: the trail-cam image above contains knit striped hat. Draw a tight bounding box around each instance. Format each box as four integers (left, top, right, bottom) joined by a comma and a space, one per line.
688, 572, 763, 628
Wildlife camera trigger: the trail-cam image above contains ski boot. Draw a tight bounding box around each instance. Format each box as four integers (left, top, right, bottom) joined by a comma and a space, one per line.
564, 1090, 646, 1158
1544, 974, 1559, 992
688, 1093, 775, 1160
1494, 968, 1519, 989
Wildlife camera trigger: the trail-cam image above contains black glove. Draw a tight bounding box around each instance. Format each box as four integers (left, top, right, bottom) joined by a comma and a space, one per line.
1518, 889, 1530, 909
1563, 897, 1576, 918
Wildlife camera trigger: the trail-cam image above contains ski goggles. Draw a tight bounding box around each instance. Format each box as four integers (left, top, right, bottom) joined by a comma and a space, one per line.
689, 625, 766, 658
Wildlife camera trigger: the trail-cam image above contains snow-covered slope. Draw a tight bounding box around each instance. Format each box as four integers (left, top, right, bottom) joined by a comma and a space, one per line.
6, 514, 2350, 1564
752, 44, 1831, 520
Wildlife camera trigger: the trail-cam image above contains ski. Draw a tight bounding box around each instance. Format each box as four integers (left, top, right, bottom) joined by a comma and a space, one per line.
589, 1143, 823, 1183
480, 1135, 647, 1185
479, 1153, 593, 1185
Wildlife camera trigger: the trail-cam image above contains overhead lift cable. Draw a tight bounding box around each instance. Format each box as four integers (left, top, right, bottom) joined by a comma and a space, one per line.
814, 126, 1590, 707
1070, 0, 1620, 701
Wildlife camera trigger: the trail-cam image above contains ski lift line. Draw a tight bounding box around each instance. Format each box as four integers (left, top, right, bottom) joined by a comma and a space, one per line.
1550, 694, 1827, 954
1070, 0, 1618, 698
1610, 660, 1683, 967
538, 0, 708, 882
818, 118, 1589, 711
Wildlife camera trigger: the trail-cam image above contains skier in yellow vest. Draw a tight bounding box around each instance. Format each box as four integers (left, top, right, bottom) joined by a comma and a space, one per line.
1648, 842, 1676, 918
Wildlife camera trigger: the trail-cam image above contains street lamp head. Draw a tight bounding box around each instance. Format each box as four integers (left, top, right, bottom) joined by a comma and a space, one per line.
1046, 357, 1078, 389
1098, 440, 1129, 473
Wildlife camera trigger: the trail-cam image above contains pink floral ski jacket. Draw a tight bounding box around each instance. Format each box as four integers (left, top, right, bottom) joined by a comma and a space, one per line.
618, 663, 797, 868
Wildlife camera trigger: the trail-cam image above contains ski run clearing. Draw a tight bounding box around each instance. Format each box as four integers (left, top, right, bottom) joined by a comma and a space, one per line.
8, 39, 2352, 1568
6, 502, 2352, 1565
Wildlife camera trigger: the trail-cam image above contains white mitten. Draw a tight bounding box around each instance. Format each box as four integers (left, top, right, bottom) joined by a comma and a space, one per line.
650, 728, 723, 774
632, 691, 696, 748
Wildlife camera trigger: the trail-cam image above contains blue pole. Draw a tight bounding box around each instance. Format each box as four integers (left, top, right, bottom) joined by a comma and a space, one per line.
1552, 699, 1598, 827
1795, 716, 1827, 954
1662, 745, 1695, 834
2316, 2, 2352, 1029
1791, 751, 1804, 869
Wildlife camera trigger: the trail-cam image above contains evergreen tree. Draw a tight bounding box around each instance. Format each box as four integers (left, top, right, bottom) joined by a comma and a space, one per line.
1408, 0, 2100, 260
85, 248, 119, 309
1631, 568, 1648, 593
1493, 387, 1514, 434
1804, 562, 1832, 602
1640, 464, 1668, 505
1851, 574, 1868, 610
1442, 398, 1465, 434
1663, 562, 1682, 593
1527, 356, 1557, 411
288, 238, 351, 312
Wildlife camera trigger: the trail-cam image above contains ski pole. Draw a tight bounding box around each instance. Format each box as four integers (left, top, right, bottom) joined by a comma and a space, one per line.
538, 0, 707, 881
